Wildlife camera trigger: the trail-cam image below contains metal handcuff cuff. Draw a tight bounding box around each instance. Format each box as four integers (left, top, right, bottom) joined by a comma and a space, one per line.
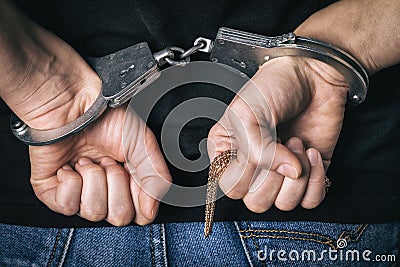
10, 27, 369, 146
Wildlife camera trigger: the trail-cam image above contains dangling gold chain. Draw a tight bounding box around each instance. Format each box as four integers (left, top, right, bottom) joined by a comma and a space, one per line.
204, 150, 237, 237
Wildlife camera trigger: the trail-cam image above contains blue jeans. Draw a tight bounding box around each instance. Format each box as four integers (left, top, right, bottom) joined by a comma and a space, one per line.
0, 221, 398, 266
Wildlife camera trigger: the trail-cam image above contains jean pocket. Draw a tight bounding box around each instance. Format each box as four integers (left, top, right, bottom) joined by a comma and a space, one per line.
0, 224, 74, 267
235, 221, 399, 267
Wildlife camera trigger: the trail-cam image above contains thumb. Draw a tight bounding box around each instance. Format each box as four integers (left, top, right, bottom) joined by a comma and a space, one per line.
207, 94, 301, 200
221, 92, 302, 178
123, 106, 172, 221
271, 143, 302, 179
31, 164, 82, 216
206, 72, 305, 201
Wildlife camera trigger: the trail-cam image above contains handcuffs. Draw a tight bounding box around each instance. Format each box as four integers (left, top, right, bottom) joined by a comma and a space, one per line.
10, 27, 369, 146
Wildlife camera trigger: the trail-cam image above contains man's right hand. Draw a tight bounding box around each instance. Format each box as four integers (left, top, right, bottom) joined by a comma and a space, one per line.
0, 0, 171, 226
29, 105, 172, 226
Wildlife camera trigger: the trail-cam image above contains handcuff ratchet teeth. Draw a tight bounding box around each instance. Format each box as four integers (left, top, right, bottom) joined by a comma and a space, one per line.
10, 27, 369, 146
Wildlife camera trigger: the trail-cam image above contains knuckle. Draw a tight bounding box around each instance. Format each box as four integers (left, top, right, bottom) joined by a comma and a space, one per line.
105, 164, 127, 177
274, 199, 297, 211
80, 207, 107, 222
219, 179, 246, 199
135, 217, 152, 226
244, 199, 272, 213
107, 215, 132, 226
89, 167, 105, 177
208, 124, 219, 137
247, 150, 260, 167
57, 202, 79, 216
107, 206, 134, 226
224, 188, 246, 200
301, 199, 322, 209
79, 164, 105, 176
81, 213, 107, 222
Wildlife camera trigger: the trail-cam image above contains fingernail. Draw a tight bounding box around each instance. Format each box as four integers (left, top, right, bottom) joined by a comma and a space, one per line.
101, 157, 117, 166
62, 164, 73, 171
276, 164, 298, 179
307, 149, 319, 167
287, 138, 304, 154
78, 158, 92, 166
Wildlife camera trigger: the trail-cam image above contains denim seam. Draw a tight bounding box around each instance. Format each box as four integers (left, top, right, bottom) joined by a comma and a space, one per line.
160, 224, 168, 267
241, 221, 337, 250
244, 222, 268, 267
57, 228, 74, 267
46, 229, 62, 267
150, 224, 156, 267
337, 224, 368, 243
247, 223, 260, 248
239, 229, 335, 240
234, 221, 254, 267
240, 234, 337, 250
240, 223, 369, 250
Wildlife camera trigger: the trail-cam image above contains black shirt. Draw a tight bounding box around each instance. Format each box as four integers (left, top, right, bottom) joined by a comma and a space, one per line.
1, 0, 399, 227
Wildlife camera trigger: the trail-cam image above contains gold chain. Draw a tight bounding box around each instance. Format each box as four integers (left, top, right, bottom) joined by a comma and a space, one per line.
204, 150, 237, 237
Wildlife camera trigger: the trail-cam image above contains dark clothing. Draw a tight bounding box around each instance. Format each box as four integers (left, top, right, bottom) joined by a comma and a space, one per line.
1, 0, 399, 227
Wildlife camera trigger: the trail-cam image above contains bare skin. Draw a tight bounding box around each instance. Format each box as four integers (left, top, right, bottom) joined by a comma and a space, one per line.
0, 0, 171, 226
208, 0, 400, 212
0, 0, 399, 224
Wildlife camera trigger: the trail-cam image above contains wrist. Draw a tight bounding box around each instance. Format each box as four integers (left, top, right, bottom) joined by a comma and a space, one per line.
15, 70, 101, 130
294, 14, 372, 75
0, 0, 100, 130
294, 0, 400, 76
4, 40, 101, 130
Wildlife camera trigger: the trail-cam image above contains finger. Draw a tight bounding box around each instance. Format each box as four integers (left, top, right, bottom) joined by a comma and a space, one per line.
226, 79, 303, 178
301, 148, 326, 209
123, 108, 171, 223
128, 169, 155, 226
218, 136, 302, 200
217, 101, 301, 199
32, 164, 82, 216
75, 157, 108, 222
218, 149, 258, 199
207, 116, 236, 160
53, 165, 82, 215
274, 137, 310, 211
125, 163, 160, 226
243, 169, 284, 213
100, 157, 134, 226
272, 143, 302, 179
208, 117, 252, 199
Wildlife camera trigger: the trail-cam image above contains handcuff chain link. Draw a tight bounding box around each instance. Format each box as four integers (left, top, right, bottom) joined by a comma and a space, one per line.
154, 39, 208, 67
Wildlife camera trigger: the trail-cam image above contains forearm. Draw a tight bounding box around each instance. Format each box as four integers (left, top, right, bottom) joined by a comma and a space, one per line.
0, 0, 50, 101
0, 0, 99, 128
295, 0, 400, 75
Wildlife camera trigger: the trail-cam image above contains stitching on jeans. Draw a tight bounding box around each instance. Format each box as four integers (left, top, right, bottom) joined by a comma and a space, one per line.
338, 224, 368, 243
240, 234, 337, 250
239, 224, 369, 250
57, 228, 74, 267
239, 228, 333, 241
159, 224, 168, 267
234, 221, 254, 267
46, 229, 62, 267
245, 222, 267, 267
245, 222, 260, 250
240, 222, 337, 250
150, 225, 155, 267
